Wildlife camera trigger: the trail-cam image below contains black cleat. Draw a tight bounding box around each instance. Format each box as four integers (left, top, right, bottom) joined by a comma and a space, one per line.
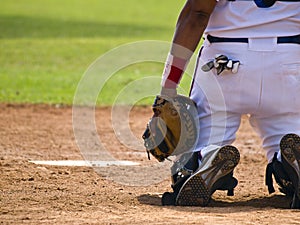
280, 133, 300, 209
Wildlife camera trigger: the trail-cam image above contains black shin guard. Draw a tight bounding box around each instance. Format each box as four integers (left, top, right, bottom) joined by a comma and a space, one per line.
266, 152, 294, 196
171, 152, 199, 193
162, 152, 199, 205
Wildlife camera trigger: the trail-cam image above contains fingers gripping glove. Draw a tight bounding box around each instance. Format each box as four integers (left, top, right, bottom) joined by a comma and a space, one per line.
142, 95, 198, 162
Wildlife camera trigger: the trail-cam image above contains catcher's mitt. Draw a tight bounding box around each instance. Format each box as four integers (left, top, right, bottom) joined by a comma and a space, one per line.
142, 95, 198, 162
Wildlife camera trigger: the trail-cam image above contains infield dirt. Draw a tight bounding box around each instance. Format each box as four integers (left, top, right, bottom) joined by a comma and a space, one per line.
1, 104, 299, 224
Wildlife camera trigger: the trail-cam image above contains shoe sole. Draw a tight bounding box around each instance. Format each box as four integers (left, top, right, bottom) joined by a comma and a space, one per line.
280, 133, 300, 208
175, 145, 240, 206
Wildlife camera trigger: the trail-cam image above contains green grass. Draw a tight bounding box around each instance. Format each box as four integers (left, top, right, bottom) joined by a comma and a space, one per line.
0, 0, 194, 105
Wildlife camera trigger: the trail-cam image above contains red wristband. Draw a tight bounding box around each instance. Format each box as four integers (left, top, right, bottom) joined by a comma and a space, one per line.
161, 54, 188, 88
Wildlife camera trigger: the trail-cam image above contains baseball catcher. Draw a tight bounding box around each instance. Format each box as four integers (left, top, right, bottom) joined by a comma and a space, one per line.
142, 0, 300, 208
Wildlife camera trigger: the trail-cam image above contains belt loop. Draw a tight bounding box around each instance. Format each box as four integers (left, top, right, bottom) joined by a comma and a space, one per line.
248, 37, 277, 51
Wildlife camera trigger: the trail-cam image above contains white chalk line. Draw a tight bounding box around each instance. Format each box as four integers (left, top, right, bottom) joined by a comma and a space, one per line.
29, 160, 140, 167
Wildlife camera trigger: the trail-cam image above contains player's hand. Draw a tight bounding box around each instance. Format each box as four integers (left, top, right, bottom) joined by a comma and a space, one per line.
160, 87, 177, 98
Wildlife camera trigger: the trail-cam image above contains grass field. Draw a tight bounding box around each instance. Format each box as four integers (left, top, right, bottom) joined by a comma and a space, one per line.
0, 0, 194, 105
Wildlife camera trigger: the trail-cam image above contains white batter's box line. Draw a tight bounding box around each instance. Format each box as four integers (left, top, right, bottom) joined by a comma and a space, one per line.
29, 160, 140, 167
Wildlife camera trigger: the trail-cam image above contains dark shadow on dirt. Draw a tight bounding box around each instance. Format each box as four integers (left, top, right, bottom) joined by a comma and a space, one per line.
138, 193, 163, 206
137, 193, 292, 210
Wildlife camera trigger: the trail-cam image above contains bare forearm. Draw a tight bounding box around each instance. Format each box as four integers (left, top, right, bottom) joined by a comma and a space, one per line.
170, 0, 216, 59
160, 0, 216, 92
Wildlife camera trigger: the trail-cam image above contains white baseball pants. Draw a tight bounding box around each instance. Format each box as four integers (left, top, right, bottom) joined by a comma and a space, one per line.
190, 38, 300, 162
